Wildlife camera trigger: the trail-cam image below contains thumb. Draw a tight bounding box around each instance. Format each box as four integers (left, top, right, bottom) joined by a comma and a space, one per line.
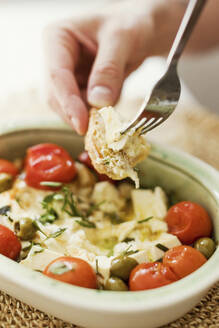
87, 30, 130, 108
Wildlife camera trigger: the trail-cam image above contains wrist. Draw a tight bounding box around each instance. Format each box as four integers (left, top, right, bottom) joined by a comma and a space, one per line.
149, 0, 187, 56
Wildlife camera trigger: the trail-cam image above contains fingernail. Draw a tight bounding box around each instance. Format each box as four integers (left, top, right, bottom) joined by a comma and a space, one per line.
71, 117, 81, 135
88, 86, 113, 107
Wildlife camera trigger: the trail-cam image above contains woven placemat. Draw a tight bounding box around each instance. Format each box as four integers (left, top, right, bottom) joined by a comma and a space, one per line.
0, 283, 218, 328
0, 91, 218, 327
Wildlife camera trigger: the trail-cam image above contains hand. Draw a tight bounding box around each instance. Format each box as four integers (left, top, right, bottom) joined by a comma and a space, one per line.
43, 0, 185, 135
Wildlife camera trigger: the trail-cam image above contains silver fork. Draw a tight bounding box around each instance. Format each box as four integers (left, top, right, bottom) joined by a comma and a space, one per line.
121, 0, 207, 136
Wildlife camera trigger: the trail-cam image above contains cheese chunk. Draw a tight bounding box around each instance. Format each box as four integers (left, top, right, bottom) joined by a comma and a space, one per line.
131, 187, 168, 220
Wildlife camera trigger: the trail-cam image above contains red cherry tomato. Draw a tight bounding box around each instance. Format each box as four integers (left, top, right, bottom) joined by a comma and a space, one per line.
78, 151, 115, 184
0, 159, 18, 177
129, 262, 178, 291
43, 256, 97, 289
78, 151, 93, 169
0, 224, 21, 260
166, 201, 212, 244
25, 143, 77, 190
97, 173, 115, 184
163, 245, 207, 279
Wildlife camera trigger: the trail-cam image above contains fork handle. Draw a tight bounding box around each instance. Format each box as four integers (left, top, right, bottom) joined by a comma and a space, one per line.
167, 0, 207, 68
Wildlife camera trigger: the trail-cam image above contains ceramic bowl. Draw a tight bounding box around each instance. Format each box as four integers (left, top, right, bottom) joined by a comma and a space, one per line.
0, 127, 218, 328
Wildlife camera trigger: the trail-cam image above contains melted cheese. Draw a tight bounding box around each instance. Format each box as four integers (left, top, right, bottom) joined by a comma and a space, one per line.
0, 163, 181, 283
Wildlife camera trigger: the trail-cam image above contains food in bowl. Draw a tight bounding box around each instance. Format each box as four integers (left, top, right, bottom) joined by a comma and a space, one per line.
0, 143, 216, 292
85, 107, 150, 187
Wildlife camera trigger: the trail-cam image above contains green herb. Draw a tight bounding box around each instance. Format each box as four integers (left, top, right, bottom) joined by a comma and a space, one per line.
86, 201, 105, 217
33, 247, 44, 255
0, 205, 11, 215
123, 237, 135, 243
61, 186, 82, 217
39, 208, 58, 224
46, 228, 66, 239
33, 220, 66, 240
155, 243, 169, 252
40, 181, 63, 188
138, 216, 153, 223
75, 219, 96, 228
33, 220, 48, 237
7, 216, 13, 223
121, 245, 139, 257
49, 262, 73, 275
107, 212, 124, 225
15, 197, 23, 208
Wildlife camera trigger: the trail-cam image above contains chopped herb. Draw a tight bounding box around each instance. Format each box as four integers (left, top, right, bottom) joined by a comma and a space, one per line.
155, 243, 169, 252
0, 205, 11, 215
61, 186, 82, 217
15, 197, 23, 208
49, 262, 74, 275
40, 181, 63, 188
121, 245, 139, 257
33, 247, 44, 255
7, 216, 13, 223
123, 237, 135, 243
40, 193, 59, 224
104, 160, 110, 165
138, 216, 153, 223
107, 212, 124, 225
86, 201, 105, 217
75, 219, 96, 228
33, 220, 48, 237
46, 228, 66, 240
33, 220, 67, 240
39, 208, 58, 224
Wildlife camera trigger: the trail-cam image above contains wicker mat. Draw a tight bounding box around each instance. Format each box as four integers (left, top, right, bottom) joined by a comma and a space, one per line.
0, 91, 218, 327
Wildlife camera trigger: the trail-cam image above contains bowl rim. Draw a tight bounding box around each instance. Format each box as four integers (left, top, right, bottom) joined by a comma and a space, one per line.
0, 127, 218, 313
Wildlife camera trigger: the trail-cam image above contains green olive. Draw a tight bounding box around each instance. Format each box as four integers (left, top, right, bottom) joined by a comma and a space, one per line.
104, 276, 128, 291
0, 173, 13, 193
110, 256, 138, 281
194, 237, 216, 259
14, 218, 37, 240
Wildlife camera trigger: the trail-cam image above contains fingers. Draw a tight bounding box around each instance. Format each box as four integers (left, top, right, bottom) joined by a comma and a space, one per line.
87, 28, 131, 108
43, 25, 88, 135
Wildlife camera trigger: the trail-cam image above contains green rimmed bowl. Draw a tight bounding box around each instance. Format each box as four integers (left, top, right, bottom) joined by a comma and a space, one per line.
0, 126, 218, 328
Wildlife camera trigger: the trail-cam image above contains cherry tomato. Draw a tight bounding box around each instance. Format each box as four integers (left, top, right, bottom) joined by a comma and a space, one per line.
129, 262, 178, 291
43, 256, 97, 289
166, 201, 212, 244
0, 159, 18, 177
163, 245, 207, 279
25, 143, 77, 190
97, 173, 115, 184
0, 224, 21, 260
78, 151, 93, 169
78, 151, 115, 184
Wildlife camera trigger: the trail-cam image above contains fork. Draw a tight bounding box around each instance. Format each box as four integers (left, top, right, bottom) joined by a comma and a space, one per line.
121, 0, 207, 136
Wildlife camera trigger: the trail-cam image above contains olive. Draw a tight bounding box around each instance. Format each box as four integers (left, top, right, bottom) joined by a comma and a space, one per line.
0, 173, 13, 193
104, 276, 128, 291
14, 218, 37, 240
194, 237, 216, 259
110, 256, 138, 281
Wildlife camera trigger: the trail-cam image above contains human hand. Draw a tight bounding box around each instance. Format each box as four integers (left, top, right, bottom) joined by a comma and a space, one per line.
43, 0, 184, 135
